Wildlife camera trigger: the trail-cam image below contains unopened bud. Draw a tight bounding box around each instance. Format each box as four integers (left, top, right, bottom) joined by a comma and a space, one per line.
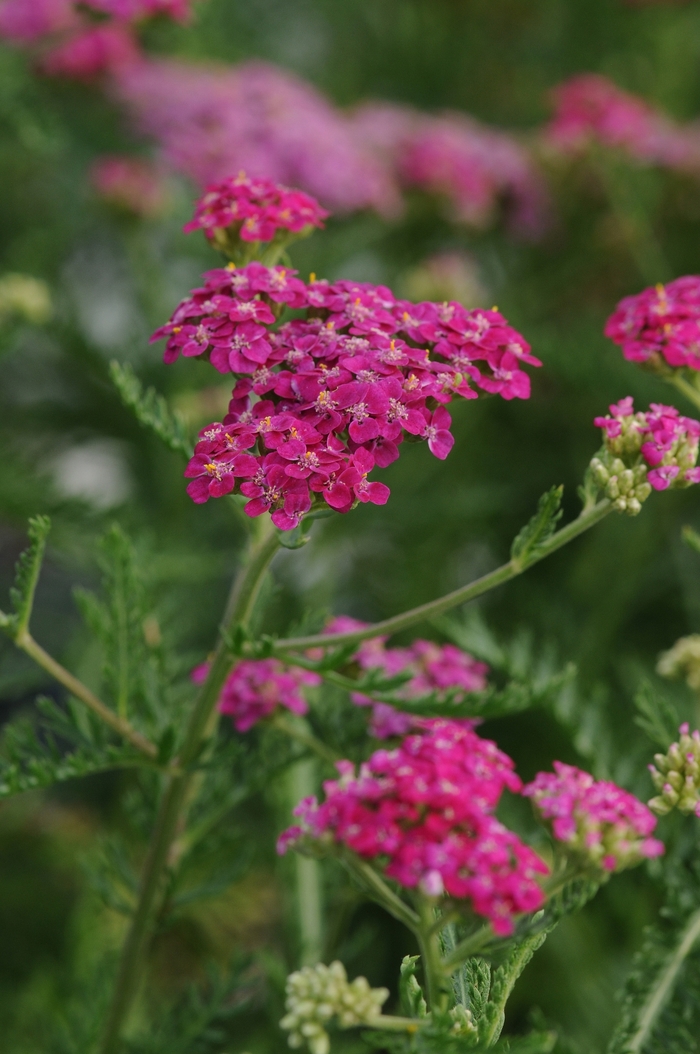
648, 723, 700, 816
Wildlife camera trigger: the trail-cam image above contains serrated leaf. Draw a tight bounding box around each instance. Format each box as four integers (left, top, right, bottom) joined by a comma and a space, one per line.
5, 514, 51, 638
110, 360, 191, 458
633, 680, 679, 749
400, 955, 428, 1018
510, 486, 564, 571
477, 932, 549, 1045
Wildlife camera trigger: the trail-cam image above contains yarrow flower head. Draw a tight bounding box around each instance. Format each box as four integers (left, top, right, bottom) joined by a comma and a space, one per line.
545, 74, 700, 172
183, 172, 329, 262
605, 277, 700, 373
524, 762, 664, 872
153, 258, 540, 529
192, 658, 320, 733
317, 617, 489, 738
278, 718, 548, 935
648, 723, 700, 817
280, 961, 389, 1054
590, 397, 700, 513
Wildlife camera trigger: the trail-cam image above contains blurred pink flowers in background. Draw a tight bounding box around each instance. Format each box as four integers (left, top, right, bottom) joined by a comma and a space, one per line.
545, 73, 700, 172
90, 154, 170, 217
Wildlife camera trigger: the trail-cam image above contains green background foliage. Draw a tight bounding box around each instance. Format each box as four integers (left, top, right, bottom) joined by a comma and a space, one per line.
3, 0, 700, 1050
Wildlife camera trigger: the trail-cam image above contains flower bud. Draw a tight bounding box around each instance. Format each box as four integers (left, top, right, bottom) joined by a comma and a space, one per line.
657, 635, 700, 691
648, 723, 700, 817
281, 962, 389, 1054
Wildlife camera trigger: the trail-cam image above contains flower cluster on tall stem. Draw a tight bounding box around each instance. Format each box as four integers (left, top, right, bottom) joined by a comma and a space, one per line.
279, 718, 548, 936
153, 181, 540, 529
605, 277, 700, 373
524, 762, 664, 871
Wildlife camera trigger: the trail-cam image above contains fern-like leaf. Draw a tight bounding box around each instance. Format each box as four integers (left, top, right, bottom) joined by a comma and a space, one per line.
110, 360, 191, 458
3, 514, 51, 638
510, 486, 564, 571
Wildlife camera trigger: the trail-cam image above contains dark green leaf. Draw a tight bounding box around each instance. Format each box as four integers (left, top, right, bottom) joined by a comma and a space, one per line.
110, 360, 191, 458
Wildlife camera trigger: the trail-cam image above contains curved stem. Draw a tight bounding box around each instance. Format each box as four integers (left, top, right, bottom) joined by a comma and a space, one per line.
16, 631, 158, 759
625, 906, 700, 1053
669, 372, 700, 416
272, 500, 612, 654
99, 524, 280, 1054
338, 853, 420, 933
272, 713, 339, 766
416, 899, 450, 1013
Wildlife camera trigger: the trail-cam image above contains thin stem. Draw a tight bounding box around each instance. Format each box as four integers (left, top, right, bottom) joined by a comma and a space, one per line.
669, 372, 700, 416
338, 853, 420, 933
273, 500, 612, 654
272, 712, 339, 765
416, 899, 450, 1013
16, 631, 158, 760
291, 759, 324, 965
99, 524, 281, 1054
625, 906, 700, 1053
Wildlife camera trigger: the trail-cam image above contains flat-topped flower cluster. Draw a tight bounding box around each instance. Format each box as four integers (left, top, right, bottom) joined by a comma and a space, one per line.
192, 658, 320, 733
605, 276, 700, 372
183, 173, 329, 256
278, 718, 548, 935
153, 262, 539, 528
592, 397, 700, 502
317, 615, 489, 738
524, 762, 663, 871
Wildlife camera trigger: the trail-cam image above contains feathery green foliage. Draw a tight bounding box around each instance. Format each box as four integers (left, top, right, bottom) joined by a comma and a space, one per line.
510, 488, 564, 572
110, 360, 191, 458
2, 515, 51, 639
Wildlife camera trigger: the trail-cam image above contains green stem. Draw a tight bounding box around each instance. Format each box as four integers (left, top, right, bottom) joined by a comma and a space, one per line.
272, 712, 339, 765
272, 500, 612, 654
416, 899, 450, 1013
16, 631, 158, 760
338, 853, 420, 933
442, 923, 494, 970
99, 524, 281, 1054
370, 1015, 430, 1032
290, 759, 324, 965
625, 906, 700, 1053
669, 372, 700, 416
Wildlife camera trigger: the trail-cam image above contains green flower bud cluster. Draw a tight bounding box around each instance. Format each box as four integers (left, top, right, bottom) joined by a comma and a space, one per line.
589, 455, 651, 516
448, 1005, 477, 1037
648, 723, 700, 817
657, 634, 700, 691
280, 961, 389, 1054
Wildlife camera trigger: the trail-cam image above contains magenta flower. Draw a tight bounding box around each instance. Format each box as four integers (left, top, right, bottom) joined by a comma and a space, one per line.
605, 276, 700, 372
114, 59, 397, 215
40, 22, 140, 79
312, 618, 489, 737
192, 658, 320, 733
0, 0, 76, 42
184, 173, 328, 253
593, 398, 700, 500
278, 719, 547, 934
153, 260, 539, 528
545, 74, 700, 173
524, 762, 664, 871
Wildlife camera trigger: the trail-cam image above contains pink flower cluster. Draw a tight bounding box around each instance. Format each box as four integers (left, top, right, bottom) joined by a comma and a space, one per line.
192, 659, 320, 733
278, 719, 548, 934
605, 276, 700, 371
0, 0, 189, 79
594, 397, 700, 491
546, 74, 700, 172
351, 101, 549, 238
183, 172, 329, 247
153, 254, 539, 529
523, 762, 664, 871
90, 154, 168, 217
114, 60, 396, 215
319, 616, 489, 738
